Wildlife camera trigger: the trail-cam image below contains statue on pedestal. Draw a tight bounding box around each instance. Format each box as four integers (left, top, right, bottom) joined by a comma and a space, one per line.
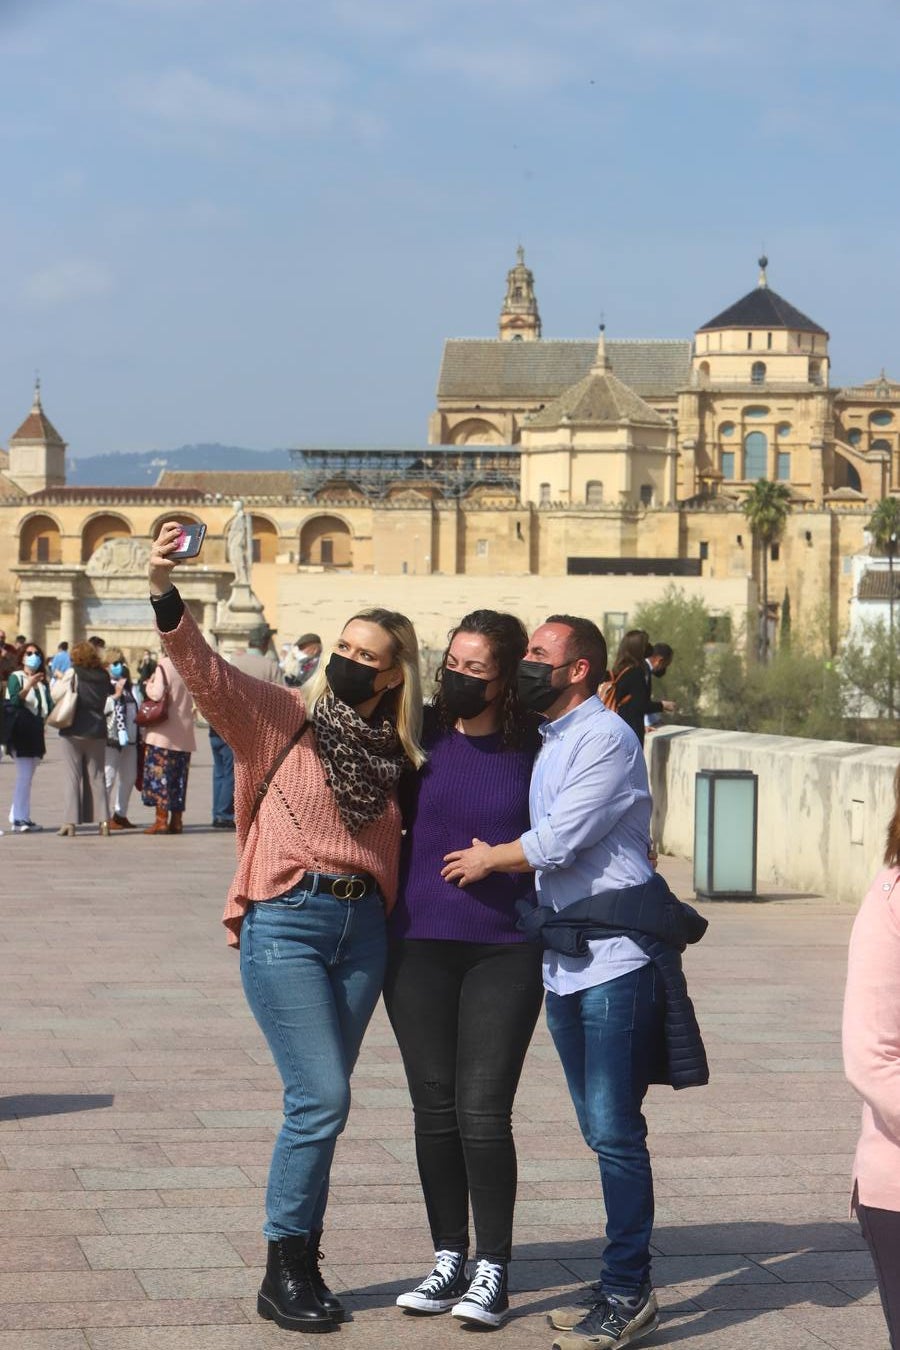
214, 500, 272, 656
226, 500, 252, 589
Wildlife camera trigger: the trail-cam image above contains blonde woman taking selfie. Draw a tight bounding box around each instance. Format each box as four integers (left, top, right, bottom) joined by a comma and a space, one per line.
148, 521, 425, 1334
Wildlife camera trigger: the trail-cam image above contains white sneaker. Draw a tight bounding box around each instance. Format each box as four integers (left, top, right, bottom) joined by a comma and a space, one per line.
396, 1250, 469, 1313
451, 1258, 510, 1327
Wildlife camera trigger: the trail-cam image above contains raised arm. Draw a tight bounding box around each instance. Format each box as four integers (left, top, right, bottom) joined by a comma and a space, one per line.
148, 522, 305, 759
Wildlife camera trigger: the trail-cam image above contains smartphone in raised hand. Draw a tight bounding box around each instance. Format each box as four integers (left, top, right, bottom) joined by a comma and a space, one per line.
170, 523, 207, 559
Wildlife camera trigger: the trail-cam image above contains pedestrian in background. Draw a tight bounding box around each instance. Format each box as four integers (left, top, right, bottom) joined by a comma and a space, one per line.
103, 649, 139, 830
56, 640, 111, 838
843, 765, 900, 1350
49, 641, 71, 679
140, 653, 196, 834
4, 640, 52, 832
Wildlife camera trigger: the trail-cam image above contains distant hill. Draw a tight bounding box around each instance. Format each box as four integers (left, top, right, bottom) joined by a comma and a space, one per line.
67, 444, 291, 487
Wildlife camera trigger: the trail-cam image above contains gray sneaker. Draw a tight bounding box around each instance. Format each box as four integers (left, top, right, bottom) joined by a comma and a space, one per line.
548, 1281, 604, 1331
551, 1287, 658, 1350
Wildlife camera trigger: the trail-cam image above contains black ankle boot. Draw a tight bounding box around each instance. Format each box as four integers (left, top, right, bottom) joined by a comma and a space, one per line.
258, 1235, 334, 1332
307, 1229, 346, 1323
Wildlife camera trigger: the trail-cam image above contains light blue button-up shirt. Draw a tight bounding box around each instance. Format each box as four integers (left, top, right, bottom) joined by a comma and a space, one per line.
520, 696, 653, 995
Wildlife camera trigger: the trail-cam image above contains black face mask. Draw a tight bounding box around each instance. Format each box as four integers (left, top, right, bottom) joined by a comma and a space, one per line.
441, 668, 494, 721
516, 659, 573, 713
326, 652, 385, 708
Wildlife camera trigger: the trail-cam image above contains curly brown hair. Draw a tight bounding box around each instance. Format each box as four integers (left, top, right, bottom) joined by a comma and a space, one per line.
70, 640, 104, 670
433, 609, 533, 749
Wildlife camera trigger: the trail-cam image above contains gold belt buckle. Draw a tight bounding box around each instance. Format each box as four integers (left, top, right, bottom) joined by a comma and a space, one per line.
332, 876, 367, 901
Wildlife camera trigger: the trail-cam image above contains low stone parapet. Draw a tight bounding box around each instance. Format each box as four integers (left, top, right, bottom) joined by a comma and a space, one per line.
646, 726, 898, 904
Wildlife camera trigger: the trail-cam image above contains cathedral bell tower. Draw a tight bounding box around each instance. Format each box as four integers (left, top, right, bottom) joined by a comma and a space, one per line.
6, 380, 67, 495
499, 246, 541, 341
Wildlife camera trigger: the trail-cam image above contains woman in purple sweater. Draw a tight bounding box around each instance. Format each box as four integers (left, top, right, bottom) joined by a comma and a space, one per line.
385, 610, 544, 1330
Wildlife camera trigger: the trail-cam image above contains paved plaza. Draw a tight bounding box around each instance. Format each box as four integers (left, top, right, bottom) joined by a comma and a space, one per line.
0, 738, 886, 1349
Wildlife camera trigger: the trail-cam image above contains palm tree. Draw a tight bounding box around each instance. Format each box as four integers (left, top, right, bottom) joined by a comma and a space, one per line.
867, 496, 900, 717
742, 479, 792, 663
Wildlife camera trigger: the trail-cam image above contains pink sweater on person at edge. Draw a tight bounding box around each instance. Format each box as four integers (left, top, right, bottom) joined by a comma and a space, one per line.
842, 866, 900, 1213
160, 607, 402, 947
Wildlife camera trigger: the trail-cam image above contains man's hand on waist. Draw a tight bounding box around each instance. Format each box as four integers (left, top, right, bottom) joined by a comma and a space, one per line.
441, 837, 531, 887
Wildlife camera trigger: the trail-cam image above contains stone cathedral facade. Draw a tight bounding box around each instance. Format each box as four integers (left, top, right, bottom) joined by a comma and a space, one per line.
0, 253, 894, 653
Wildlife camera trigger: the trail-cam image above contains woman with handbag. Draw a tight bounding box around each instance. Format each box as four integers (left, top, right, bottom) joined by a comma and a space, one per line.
139, 652, 196, 834
55, 641, 112, 837
103, 649, 140, 830
147, 521, 425, 1333
4, 641, 52, 833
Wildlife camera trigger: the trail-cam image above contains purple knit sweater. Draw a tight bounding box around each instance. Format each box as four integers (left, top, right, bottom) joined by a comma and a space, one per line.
390, 721, 537, 944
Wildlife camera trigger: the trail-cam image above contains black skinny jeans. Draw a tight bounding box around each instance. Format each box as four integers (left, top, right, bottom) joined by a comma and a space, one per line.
858, 1203, 900, 1350
384, 939, 544, 1263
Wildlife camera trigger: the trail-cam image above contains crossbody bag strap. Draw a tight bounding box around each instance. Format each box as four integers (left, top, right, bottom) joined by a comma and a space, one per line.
249, 720, 312, 828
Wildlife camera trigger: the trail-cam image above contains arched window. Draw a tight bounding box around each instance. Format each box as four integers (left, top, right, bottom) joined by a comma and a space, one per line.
586, 480, 604, 505
81, 513, 131, 562
698, 361, 710, 384
847, 428, 862, 447
744, 431, 768, 479
751, 361, 766, 385
19, 514, 62, 564
872, 438, 891, 453
450, 418, 503, 446
299, 515, 352, 568
639, 485, 653, 506
250, 515, 279, 564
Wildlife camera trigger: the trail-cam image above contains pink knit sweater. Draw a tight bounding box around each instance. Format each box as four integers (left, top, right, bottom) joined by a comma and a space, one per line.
160, 608, 402, 946
842, 866, 900, 1212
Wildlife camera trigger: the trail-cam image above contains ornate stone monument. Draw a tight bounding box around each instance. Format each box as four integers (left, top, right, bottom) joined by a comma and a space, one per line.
213, 501, 272, 655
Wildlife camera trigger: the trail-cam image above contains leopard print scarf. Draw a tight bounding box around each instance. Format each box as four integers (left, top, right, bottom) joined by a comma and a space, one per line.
311, 691, 406, 836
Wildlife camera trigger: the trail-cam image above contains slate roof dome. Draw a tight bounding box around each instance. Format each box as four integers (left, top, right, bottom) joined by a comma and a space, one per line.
698, 257, 828, 337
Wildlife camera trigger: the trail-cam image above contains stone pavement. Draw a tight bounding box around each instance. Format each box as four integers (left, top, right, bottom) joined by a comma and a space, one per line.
0, 737, 886, 1348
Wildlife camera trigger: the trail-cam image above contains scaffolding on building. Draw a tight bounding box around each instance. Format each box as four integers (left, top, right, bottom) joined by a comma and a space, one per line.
289, 446, 521, 499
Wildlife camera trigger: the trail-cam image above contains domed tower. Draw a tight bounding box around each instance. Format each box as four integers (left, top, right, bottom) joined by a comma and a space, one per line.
693, 256, 829, 388
6, 379, 67, 495
499, 246, 541, 342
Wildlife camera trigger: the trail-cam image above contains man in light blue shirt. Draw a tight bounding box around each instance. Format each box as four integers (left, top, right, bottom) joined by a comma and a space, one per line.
49, 642, 71, 678
443, 614, 664, 1350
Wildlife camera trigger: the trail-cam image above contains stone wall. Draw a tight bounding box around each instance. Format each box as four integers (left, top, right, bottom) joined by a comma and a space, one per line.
646, 725, 898, 904
277, 572, 752, 656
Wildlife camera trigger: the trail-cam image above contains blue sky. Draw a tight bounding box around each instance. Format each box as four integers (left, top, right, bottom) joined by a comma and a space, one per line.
3, 0, 900, 457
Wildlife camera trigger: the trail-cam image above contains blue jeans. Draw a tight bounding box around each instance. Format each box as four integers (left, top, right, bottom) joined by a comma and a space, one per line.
240, 883, 387, 1238
208, 729, 234, 823
546, 963, 663, 1298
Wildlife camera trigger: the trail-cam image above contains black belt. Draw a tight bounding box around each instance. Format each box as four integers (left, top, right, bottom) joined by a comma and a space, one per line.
299, 871, 378, 901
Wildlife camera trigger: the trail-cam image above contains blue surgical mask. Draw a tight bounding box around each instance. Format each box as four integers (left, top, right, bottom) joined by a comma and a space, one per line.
110, 663, 125, 679
24, 653, 41, 671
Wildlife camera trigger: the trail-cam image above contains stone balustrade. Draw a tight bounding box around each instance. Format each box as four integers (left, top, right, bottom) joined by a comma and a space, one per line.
647, 725, 898, 903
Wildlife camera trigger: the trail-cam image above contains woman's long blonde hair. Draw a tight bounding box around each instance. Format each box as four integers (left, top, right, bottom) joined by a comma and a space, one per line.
306, 607, 426, 768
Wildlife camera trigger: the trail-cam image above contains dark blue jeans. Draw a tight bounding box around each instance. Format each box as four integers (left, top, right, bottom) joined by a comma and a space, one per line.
240, 883, 387, 1238
208, 729, 234, 823
546, 962, 663, 1298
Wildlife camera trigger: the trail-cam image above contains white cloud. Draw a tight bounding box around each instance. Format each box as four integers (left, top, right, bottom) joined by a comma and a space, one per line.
121, 52, 377, 145
23, 259, 113, 306
417, 42, 571, 93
